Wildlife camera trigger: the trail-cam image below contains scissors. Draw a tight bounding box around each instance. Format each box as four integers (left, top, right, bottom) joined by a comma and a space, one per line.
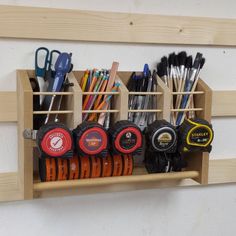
35, 47, 61, 105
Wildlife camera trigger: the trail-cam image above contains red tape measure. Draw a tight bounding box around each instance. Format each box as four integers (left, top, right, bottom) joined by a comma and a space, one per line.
39, 158, 57, 182
79, 156, 91, 179
74, 121, 108, 157
90, 156, 102, 178
101, 154, 113, 177
37, 123, 73, 159
109, 120, 142, 155
57, 158, 69, 181
122, 154, 133, 175
112, 154, 123, 176
68, 155, 80, 180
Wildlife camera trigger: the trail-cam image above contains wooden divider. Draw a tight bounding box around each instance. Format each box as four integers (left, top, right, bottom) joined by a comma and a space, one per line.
167, 79, 212, 184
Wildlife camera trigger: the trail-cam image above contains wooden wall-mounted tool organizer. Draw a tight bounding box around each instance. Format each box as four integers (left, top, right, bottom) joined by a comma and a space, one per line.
16, 70, 212, 200
0, 5, 236, 202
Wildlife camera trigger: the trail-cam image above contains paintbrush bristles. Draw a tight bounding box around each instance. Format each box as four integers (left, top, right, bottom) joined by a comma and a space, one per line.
156, 51, 206, 126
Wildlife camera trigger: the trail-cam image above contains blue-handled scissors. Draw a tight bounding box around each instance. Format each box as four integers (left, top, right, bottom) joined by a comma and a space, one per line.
35, 47, 61, 104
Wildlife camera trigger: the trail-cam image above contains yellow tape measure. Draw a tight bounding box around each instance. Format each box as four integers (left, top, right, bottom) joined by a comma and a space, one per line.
178, 118, 214, 153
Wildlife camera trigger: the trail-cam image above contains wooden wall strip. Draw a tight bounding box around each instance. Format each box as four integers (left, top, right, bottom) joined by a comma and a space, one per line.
209, 158, 236, 184
212, 91, 236, 117
0, 172, 23, 202
0, 5, 236, 46
0, 92, 17, 122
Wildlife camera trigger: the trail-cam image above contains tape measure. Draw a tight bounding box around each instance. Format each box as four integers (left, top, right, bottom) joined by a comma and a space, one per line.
68, 155, 80, 180
109, 120, 143, 155
101, 154, 113, 177
144, 150, 169, 173
122, 154, 133, 175
178, 118, 214, 153
79, 156, 91, 179
36, 123, 74, 159
73, 121, 108, 157
112, 155, 123, 176
145, 120, 177, 153
144, 150, 186, 173
90, 156, 102, 178
57, 158, 69, 181
39, 158, 57, 182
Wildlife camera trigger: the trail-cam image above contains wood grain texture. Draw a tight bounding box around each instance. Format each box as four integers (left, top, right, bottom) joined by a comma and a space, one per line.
212, 91, 236, 116
17, 70, 33, 200
0, 92, 17, 122
113, 77, 129, 121
0, 172, 23, 202
157, 76, 171, 120
209, 158, 236, 184
0, 5, 236, 46
196, 79, 212, 122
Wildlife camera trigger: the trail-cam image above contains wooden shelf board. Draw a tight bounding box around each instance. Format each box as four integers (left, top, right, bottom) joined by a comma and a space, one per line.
0, 5, 236, 46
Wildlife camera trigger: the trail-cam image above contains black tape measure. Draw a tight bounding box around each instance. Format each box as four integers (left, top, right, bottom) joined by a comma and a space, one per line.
178, 118, 214, 153
36, 123, 74, 159
145, 120, 177, 153
109, 120, 143, 155
144, 150, 187, 173
73, 121, 108, 157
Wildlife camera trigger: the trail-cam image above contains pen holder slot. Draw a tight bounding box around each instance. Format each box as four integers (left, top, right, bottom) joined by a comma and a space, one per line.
25, 69, 81, 129
117, 72, 169, 122
169, 79, 212, 184
17, 70, 81, 189
73, 71, 128, 127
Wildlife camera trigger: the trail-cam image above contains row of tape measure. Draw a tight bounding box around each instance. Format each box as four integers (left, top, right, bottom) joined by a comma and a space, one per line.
25, 48, 214, 182
35, 117, 213, 181
39, 154, 133, 182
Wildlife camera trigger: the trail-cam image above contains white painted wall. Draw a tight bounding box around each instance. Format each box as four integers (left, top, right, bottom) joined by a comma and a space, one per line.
0, 1, 236, 235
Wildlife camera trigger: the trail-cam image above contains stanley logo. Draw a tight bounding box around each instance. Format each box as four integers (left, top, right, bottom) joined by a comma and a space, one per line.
191, 132, 209, 137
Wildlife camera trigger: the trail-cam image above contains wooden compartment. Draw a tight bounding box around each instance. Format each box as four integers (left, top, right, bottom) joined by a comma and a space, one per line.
170, 79, 212, 184
17, 70, 211, 200
17, 70, 81, 199
118, 72, 212, 185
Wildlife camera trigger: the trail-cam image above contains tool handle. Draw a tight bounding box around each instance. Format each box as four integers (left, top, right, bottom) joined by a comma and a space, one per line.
35, 47, 50, 78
